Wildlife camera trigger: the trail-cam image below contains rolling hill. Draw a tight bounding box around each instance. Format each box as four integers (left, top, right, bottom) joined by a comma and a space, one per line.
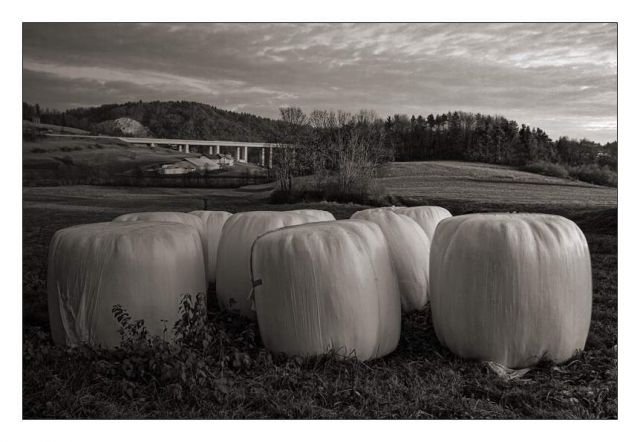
28, 101, 291, 142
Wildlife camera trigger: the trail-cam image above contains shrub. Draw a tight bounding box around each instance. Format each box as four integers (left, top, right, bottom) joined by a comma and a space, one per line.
106, 293, 256, 399
521, 161, 569, 179
567, 164, 617, 187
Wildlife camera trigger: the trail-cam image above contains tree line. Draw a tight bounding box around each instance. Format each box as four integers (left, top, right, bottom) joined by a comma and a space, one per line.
23, 101, 617, 184
384, 111, 617, 170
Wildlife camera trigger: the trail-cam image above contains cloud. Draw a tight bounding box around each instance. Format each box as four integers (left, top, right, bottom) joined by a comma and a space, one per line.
22, 23, 617, 142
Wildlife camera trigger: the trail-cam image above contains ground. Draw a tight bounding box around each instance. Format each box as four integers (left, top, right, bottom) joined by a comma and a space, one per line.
22, 161, 617, 418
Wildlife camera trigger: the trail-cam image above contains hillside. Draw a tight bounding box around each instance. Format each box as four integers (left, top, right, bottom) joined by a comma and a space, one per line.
376, 161, 616, 209
29, 101, 291, 142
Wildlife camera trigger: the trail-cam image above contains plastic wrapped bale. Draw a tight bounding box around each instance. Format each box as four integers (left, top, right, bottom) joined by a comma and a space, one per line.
113, 212, 205, 243
430, 213, 592, 369
391, 206, 452, 240
287, 209, 336, 222
251, 220, 401, 360
351, 209, 430, 311
47, 221, 207, 348
215, 211, 315, 318
113, 211, 206, 272
350, 206, 451, 240
190, 210, 233, 284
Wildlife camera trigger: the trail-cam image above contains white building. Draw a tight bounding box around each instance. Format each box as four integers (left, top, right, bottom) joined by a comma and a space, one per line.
159, 161, 197, 175
184, 156, 222, 171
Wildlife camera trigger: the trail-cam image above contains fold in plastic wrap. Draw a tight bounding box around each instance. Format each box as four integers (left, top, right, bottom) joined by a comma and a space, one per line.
47, 221, 207, 348
251, 220, 401, 360
286, 209, 336, 222
215, 211, 320, 318
430, 213, 592, 369
351, 209, 430, 311
190, 210, 233, 284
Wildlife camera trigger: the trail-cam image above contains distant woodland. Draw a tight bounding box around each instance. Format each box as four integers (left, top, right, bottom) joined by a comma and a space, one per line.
23, 101, 617, 187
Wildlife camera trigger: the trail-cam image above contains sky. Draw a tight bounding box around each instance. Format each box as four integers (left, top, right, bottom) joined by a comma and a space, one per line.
22, 23, 617, 143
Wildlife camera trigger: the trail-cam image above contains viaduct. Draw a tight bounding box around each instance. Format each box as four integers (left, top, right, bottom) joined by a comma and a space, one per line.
46, 134, 284, 168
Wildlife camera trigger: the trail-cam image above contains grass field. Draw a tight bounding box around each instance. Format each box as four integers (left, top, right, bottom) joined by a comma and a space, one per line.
22, 161, 617, 419
378, 161, 616, 209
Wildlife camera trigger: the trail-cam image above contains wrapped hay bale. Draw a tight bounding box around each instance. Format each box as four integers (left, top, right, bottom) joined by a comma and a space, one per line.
190, 210, 233, 284
113, 211, 205, 243
430, 213, 592, 368
391, 206, 452, 240
47, 221, 206, 348
351, 209, 430, 311
215, 211, 316, 318
113, 211, 206, 273
251, 220, 401, 360
287, 209, 336, 222
348, 206, 451, 240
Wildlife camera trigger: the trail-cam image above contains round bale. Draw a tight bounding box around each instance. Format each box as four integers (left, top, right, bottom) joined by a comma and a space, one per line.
287, 209, 336, 222
190, 210, 233, 284
430, 213, 592, 368
215, 211, 317, 318
391, 206, 452, 240
251, 220, 401, 361
47, 221, 206, 348
351, 209, 430, 311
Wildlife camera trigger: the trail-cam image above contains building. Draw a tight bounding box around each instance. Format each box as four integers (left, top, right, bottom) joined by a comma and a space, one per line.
184, 155, 222, 171
158, 154, 234, 175
211, 153, 235, 167
159, 161, 197, 175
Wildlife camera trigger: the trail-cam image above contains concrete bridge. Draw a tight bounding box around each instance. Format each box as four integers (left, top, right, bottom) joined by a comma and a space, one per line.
46, 134, 283, 168
119, 137, 282, 167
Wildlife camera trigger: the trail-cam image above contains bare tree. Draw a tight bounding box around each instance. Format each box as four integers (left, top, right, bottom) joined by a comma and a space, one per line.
274, 107, 308, 192
273, 106, 390, 199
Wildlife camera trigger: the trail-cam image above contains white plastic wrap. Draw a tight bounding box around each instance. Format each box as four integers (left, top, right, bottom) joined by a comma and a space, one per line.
113, 211, 205, 243
391, 206, 452, 240
349, 206, 451, 240
47, 221, 207, 348
351, 209, 430, 311
251, 220, 401, 360
113, 211, 206, 273
287, 209, 336, 222
190, 210, 233, 284
215, 211, 316, 318
430, 213, 592, 368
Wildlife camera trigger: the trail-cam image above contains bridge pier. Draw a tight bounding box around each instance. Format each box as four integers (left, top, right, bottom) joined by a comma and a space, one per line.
112, 136, 280, 165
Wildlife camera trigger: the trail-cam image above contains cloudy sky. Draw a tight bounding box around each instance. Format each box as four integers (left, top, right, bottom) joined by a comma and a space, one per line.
23, 23, 617, 143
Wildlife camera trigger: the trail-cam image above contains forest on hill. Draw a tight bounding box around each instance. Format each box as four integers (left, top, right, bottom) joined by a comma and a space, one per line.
23, 101, 617, 186
383, 112, 617, 186
23, 101, 292, 142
